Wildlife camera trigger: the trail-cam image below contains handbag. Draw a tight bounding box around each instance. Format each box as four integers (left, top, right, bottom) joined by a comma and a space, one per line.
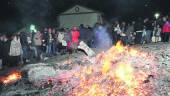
151, 36, 156, 42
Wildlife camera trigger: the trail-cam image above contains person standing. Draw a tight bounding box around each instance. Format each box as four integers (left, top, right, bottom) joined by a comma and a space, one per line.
143, 18, 154, 43
29, 30, 37, 60
126, 22, 135, 45
46, 28, 53, 57
79, 24, 86, 42
20, 31, 29, 63
160, 17, 167, 42
120, 22, 128, 45
33, 31, 43, 60
154, 25, 162, 43
162, 21, 170, 42
64, 28, 72, 53
2, 35, 11, 68
134, 18, 144, 44
51, 28, 57, 55
61, 28, 71, 54
9, 34, 22, 67
113, 21, 121, 43
71, 27, 80, 52
42, 28, 48, 53
57, 29, 64, 53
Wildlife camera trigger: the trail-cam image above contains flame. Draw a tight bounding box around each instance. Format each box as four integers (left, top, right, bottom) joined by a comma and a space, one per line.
1, 70, 22, 85
115, 41, 124, 52
68, 41, 155, 96
115, 63, 133, 85
44, 41, 156, 96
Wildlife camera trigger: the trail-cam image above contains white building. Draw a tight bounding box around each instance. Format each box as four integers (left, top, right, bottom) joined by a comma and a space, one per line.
58, 5, 103, 28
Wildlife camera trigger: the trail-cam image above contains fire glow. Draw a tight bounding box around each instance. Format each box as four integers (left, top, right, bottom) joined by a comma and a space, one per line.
0, 70, 22, 85
41, 41, 157, 96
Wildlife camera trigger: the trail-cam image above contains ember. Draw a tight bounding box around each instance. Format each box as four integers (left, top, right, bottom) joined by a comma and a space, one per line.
0, 70, 22, 85
40, 41, 157, 96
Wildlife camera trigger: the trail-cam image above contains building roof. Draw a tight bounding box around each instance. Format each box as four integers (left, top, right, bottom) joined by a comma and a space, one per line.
60, 5, 101, 15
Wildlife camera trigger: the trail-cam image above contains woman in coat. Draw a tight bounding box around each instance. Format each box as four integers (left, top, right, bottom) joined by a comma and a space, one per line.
71, 27, 80, 52
9, 34, 22, 67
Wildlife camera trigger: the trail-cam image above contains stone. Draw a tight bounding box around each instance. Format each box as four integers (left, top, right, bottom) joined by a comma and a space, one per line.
28, 66, 57, 83
21, 63, 50, 71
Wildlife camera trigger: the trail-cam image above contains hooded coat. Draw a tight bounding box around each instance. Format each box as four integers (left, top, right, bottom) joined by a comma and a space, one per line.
71, 29, 80, 43
163, 22, 170, 33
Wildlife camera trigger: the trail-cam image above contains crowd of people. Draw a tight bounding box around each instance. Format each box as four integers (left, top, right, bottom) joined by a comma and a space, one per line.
112, 16, 170, 45
0, 16, 170, 70
0, 26, 82, 70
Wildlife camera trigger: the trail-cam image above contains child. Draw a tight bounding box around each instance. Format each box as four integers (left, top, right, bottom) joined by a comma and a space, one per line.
154, 25, 162, 42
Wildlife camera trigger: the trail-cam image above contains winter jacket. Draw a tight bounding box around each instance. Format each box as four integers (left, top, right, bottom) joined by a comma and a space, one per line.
20, 32, 29, 46
58, 32, 64, 43
47, 33, 53, 44
144, 21, 154, 31
1, 40, 11, 65
64, 31, 71, 42
163, 23, 170, 33
34, 32, 42, 46
134, 22, 143, 32
42, 31, 48, 45
71, 30, 80, 43
79, 27, 86, 40
9, 37, 22, 56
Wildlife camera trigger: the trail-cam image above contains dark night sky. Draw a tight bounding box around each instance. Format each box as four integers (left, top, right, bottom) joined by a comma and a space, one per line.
0, 0, 170, 32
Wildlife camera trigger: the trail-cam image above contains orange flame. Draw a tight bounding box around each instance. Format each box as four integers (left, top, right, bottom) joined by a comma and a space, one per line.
58, 41, 156, 96
1, 70, 22, 85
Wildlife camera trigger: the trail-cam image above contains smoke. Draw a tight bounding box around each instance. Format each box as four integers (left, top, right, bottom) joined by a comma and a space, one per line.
93, 26, 112, 51
16, 0, 51, 26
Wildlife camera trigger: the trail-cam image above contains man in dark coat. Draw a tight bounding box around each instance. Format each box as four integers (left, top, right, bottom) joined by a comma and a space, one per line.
134, 18, 144, 44
2, 35, 11, 68
143, 18, 154, 43
20, 31, 29, 63
79, 24, 87, 42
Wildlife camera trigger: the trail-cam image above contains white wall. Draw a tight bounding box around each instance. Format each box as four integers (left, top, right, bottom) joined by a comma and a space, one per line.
59, 13, 101, 28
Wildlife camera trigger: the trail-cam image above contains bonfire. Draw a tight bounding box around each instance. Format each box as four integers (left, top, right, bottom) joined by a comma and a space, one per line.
38, 41, 157, 96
